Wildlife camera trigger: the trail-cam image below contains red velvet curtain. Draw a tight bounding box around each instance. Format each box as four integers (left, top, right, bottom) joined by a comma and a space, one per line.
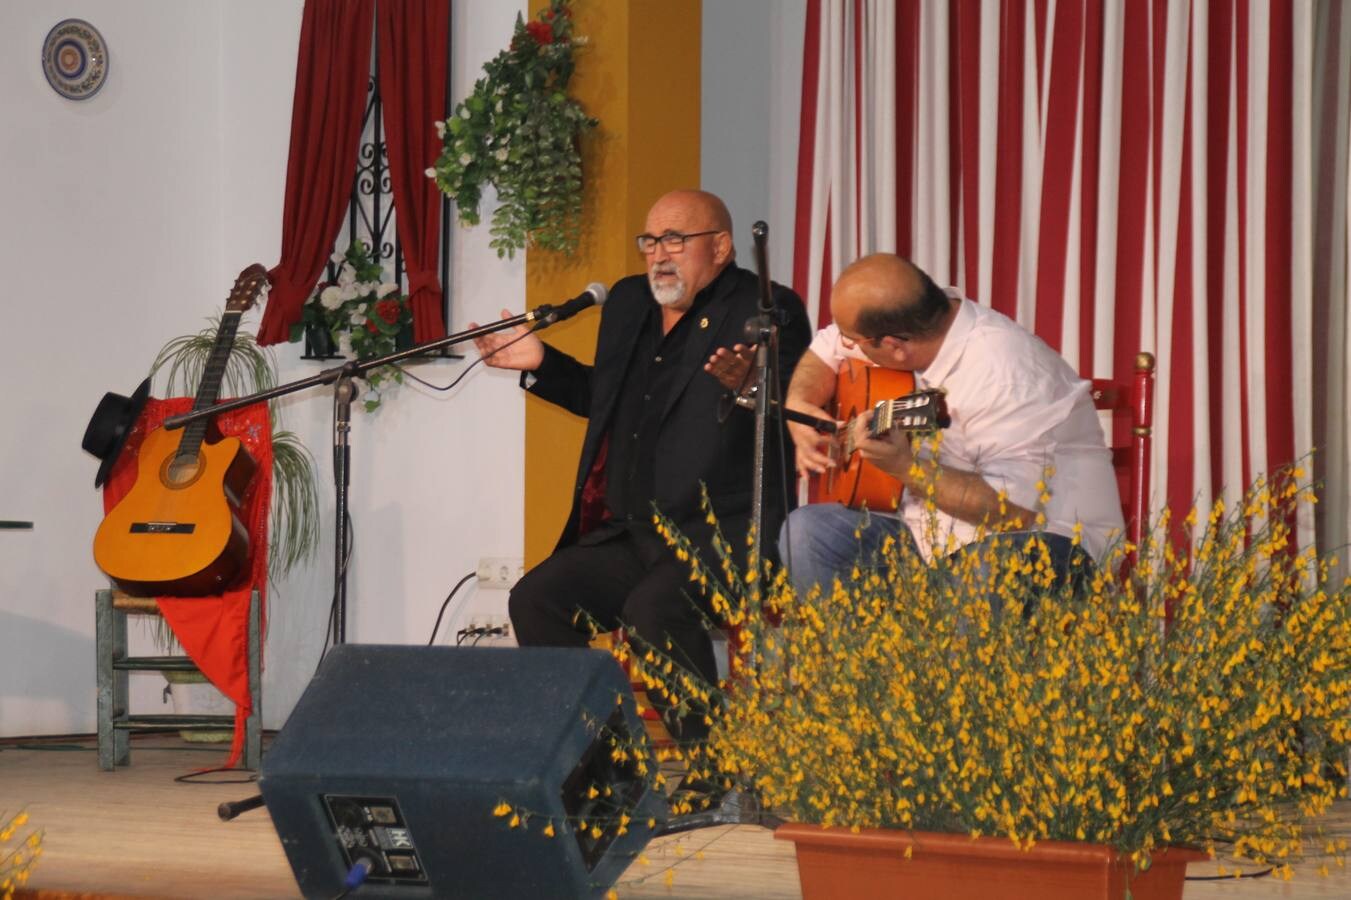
256, 0, 376, 345
378, 0, 450, 341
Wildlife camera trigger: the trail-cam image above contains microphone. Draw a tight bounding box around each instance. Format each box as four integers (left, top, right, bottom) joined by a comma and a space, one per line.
752, 221, 773, 313
526, 283, 608, 325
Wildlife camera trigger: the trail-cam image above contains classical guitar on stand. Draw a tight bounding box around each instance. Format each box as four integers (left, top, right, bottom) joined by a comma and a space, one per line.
792, 360, 950, 511
93, 264, 270, 596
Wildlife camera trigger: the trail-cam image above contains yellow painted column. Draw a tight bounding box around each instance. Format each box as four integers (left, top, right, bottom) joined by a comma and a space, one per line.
523, 0, 702, 566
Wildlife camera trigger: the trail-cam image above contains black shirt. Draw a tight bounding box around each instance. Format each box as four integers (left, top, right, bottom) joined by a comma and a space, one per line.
604, 269, 722, 526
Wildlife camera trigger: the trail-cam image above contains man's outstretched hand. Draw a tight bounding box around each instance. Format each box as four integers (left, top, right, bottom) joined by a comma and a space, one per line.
469, 309, 545, 371
704, 343, 757, 391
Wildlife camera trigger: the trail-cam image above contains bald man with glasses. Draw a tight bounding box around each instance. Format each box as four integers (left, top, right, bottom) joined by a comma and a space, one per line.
472, 189, 811, 745
778, 253, 1123, 602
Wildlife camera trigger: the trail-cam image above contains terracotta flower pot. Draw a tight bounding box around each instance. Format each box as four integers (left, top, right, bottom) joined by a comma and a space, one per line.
775, 823, 1209, 900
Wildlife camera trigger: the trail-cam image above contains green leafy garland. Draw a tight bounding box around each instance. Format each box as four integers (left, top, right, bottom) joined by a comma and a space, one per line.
428, 0, 597, 258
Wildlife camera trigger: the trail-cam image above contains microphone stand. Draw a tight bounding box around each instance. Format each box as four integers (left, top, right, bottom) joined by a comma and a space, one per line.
745, 221, 780, 610
162, 307, 573, 648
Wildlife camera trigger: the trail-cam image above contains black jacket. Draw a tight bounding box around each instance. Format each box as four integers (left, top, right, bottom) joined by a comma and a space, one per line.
526, 262, 812, 560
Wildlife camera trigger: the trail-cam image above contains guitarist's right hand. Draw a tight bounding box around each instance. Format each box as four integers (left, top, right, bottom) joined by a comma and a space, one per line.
470, 309, 545, 371
785, 399, 838, 476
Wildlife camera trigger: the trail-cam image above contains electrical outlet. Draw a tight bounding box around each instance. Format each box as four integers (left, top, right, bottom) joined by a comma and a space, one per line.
458, 615, 513, 646
477, 557, 524, 590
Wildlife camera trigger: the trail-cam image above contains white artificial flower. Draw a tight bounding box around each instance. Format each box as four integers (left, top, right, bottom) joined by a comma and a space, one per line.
337, 263, 356, 287
337, 333, 354, 357
319, 285, 344, 310
339, 283, 360, 302
434, 120, 447, 139
495, 148, 509, 162
330, 251, 345, 264
460, 153, 472, 166
376, 283, 400, 299
349, 309, 367, 325
495, 99, 504, 114
425, 167, 437, 179
460, 107, 471, 120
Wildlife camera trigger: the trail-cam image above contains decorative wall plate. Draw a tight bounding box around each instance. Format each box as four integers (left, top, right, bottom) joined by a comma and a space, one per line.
42, 19, 109, 100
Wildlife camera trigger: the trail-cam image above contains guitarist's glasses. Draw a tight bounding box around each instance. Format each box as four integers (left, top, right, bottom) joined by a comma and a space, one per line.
838, 330, 912, 350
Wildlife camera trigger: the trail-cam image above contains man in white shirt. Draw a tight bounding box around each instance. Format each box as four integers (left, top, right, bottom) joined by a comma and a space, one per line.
779, 253, 1123, 596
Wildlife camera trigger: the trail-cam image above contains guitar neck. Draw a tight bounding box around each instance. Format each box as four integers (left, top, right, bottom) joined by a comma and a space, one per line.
177, 310, 243, 460
839, 390, 949, 456
872, 392, 951, 435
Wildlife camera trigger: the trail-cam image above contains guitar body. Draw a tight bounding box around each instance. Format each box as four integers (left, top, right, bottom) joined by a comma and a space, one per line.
818, 360, 916, 510
94, 425, 258, 596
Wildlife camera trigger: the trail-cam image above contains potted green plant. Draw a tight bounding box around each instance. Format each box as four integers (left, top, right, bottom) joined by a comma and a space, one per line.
289, 241, 413, 412
427, 0, 597, 258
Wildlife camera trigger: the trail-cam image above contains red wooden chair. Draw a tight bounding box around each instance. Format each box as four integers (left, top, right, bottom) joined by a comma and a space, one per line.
1089, 351, 1156, 553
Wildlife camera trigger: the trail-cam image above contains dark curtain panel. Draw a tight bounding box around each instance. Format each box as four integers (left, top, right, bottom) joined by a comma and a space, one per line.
378, 0, 450, 341
256, 0, 376, 345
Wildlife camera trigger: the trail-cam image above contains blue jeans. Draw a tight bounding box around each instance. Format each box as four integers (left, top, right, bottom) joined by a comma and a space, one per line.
778, 504, 1092, 610
778, 504, 914, 596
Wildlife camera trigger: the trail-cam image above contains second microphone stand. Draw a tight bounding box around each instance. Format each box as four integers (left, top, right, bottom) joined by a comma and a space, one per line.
163, 304, 579, 648
745, 221, 782, 611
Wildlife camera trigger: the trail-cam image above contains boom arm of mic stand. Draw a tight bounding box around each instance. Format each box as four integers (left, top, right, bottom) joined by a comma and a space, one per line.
161, 313, 544, 431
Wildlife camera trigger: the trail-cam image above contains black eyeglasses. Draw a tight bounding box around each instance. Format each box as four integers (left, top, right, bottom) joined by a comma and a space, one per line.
839, 331, 911, 349
634, 230, 721, 255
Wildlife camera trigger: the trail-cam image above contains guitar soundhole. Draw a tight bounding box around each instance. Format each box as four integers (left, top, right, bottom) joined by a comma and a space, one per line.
161, 453, 205, 489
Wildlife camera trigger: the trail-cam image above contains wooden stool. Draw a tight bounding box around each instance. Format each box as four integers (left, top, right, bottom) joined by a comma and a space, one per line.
95, 588, 261, 771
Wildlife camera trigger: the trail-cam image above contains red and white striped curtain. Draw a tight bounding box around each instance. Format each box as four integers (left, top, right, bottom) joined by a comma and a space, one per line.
792, 0, 1351, 555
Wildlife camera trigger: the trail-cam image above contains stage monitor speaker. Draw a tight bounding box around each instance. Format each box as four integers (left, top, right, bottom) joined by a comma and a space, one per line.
259, 645, 667, 899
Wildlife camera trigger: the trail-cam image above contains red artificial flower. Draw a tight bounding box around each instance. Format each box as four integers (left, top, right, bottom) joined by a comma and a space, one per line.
375, 298, 403, 324
525, 20, 555, 45
365, 319, 379, 333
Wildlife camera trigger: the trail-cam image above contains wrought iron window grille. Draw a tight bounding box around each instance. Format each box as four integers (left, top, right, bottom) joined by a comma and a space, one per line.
303, 12, 458, 362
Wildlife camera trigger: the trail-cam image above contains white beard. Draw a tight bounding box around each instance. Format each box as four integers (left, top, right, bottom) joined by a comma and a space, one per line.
648, 268, 687, 307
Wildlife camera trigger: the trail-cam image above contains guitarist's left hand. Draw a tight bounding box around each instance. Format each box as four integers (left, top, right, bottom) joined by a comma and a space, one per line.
855, 417, 914, 482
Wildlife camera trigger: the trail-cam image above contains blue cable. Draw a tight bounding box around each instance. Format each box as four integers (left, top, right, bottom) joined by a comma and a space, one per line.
343, 858, 373, 891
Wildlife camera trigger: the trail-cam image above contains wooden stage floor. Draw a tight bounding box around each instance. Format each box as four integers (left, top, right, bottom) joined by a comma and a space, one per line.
4, 736, 1351, 899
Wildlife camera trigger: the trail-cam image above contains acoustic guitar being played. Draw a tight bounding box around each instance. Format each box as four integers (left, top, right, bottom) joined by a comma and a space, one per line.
788, 359, 950, 511
93, 264, 270, 596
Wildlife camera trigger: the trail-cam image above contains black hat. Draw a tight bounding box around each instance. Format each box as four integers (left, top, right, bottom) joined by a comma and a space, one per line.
82, 377, 151, 488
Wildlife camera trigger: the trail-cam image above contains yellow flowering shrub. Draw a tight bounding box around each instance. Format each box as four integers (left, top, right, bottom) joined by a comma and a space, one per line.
1, 811, 42, 900
643, 471, 1351, 870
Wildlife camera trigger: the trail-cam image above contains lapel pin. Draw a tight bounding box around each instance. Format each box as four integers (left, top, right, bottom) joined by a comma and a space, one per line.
699, 316, 709, 329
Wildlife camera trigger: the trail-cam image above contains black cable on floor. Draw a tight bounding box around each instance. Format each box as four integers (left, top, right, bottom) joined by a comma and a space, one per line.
174, 766, 258, 785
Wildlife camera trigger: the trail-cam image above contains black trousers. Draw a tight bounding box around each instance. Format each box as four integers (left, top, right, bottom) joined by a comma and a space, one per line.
508, 526, 717, 743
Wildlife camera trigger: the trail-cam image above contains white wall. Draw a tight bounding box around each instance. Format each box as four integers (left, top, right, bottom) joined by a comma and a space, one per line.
0, 0, 528, 737
0, 0, 797, 739
702, 0, 806, 298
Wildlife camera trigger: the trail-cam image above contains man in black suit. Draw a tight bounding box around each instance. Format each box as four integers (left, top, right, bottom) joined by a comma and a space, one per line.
471, 189, 811, 743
